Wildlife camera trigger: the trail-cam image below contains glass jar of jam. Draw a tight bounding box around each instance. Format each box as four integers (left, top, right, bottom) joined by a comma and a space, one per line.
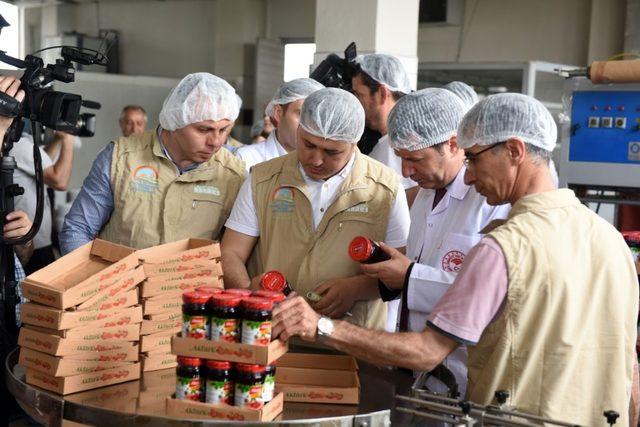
224, 288, 253, 298
252, 290, 285, 304
195, 287, 224, 295
209, 294, 242, 343
234, 363, 266, 409
205, 360, 234, 405
349, 236, 390, 264
182, 292, 210, 339
260, 270, 293, 295
176, 356, 202, 401
241, 297, 274, 345
262, 364, 276, 403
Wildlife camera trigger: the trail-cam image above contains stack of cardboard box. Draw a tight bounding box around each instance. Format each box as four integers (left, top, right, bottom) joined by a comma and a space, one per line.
136, 239, 224, 372
17, 240, 144, 394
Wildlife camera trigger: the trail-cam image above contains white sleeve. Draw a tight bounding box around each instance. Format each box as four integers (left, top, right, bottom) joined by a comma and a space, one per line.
224, 175, 260, 236
406, 263, 457, 313
383, 182, 410, 248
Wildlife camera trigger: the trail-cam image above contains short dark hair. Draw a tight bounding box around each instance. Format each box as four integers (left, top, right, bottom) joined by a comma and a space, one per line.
120, 105, 147, 121
352, 64, 405, 102
492, 140, 552, 164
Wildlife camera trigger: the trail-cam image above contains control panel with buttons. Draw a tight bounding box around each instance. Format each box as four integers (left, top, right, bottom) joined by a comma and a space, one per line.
570, 91, 640, 164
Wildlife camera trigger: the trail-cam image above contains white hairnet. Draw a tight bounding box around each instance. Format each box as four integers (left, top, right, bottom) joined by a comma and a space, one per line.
159, 72, 241, 131
444, 81, 478, 112
355, 54, 412, 94
265, 78, 324, 117
299, 88, 365, 143
387, 88, 467, 151
457, 93, 557, 152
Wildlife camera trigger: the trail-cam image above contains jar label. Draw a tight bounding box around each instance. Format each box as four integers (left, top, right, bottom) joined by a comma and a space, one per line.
182, 314, 208, 339
241, 320, 272, 345
176, 376, 201, 401
234, 383, 264, 409
262, 373, 275, 402
205, 379, 233, 404
210, 316, 239, 342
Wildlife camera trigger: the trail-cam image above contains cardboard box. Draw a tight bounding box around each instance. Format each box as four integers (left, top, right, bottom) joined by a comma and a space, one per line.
22, 239, 138, 309
19, 327, 137, 356
138, 387, 174, 407
143, 299, 183, 316
19, 347, 136, 377
62, 345, 140, 362
141, 367, 175, 390
165, 393, 283, 422
144, 343, 172, 355
22, 323, 140, 343
74, 289, 139, 313
171, 336, 288, 365
76, 267, 145, 310
274, 353, 360, 404
19, 304, 143, 331
140, 332, 174, 353
26, 363, 141, 395
143, 258, 223, 277
142, 353, 177, 372
64, 380, 140, 411
140, 318, 182, 336
141, 276, 222, 298
146, 310, 182, 321
136, 238, 220, 265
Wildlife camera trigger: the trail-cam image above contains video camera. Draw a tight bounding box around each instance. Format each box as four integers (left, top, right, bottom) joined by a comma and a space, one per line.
310, 42, 381, 155
0, 45, 105, 146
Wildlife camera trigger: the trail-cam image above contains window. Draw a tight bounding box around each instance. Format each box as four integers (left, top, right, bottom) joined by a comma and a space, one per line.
283, 43, 316, 82
419, 0, 447, 23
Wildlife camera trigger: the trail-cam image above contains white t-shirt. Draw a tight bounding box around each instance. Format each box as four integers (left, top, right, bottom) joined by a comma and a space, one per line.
11, 135, 54, 249
225, 154, 410, 248
235, 131, 287, 173
369, 135, 417, 190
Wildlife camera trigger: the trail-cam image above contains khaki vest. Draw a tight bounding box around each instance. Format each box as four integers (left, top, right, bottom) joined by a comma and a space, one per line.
251, 151, 398, 330
99, 131, 245, 249
467, 189, 638, 426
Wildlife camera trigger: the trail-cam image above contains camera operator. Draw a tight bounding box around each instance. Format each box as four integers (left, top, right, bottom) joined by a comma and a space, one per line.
351, 54, 419, 206
119, 104, 147, 137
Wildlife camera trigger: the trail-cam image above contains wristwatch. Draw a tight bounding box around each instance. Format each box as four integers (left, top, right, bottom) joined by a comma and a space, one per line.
317, 316, 334, 338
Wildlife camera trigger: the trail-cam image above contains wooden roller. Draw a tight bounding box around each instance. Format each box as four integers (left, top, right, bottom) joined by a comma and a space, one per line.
589, 60, 640, 84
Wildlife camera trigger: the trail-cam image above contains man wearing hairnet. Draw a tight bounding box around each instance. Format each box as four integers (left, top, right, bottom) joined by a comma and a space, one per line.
222, 88, 410, 331
270, 93, 639, 425
236, 78, 324, 172
360, 88, 509, 396
60, 73, 246, 252
352, 54, 419, 206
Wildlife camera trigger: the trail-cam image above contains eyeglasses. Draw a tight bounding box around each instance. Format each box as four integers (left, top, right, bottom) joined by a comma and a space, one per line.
464, 141, 507, 166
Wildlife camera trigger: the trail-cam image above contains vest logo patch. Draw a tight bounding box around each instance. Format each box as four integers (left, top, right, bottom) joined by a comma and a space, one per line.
131, 166, 158, 195
346, 202, 368, 213
441, 250, 465, 272
269, 187, 295, 213
194, 185, 220, 196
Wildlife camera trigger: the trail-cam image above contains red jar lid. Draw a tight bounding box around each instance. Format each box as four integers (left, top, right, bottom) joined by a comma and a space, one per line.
195, 287, 224, 295
236, 363, 266, 373
261, 270, 287, 292
177, 356, 202, 367
252, 290, 285, 303
211, 294, 242, 308
206, 360, 232, 370
182, 291, 211, 305
241, 297, 274, 311
224, 288, 253, 297
348, 236, 374, 262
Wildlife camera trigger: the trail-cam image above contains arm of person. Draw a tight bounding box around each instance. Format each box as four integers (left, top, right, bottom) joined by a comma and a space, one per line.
59, 143, 115, 254
222, 175, 260, 289
4, 210, 34, 265
0, 76, 25, 151
272, 294, 458, 371
43, 131, 75, 190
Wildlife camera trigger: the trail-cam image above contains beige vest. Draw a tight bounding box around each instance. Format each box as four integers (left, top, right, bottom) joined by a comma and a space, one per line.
467, 189, 638, 426
99, 131, 245, 249
251, 151, 398, 330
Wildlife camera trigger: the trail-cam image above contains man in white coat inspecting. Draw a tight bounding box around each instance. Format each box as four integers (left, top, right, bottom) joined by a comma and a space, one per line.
236, 78, 324, 171
360, 88, 510, 396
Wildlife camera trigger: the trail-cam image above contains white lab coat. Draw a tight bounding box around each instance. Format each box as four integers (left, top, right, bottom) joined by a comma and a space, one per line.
401, 166, 510, 396
235, 131, 287, 172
